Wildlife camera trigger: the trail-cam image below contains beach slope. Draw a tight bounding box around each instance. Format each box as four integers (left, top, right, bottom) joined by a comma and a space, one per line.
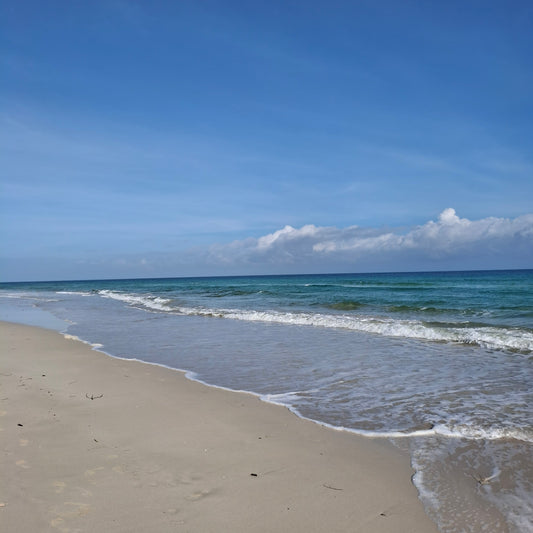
1, 322, 437, 532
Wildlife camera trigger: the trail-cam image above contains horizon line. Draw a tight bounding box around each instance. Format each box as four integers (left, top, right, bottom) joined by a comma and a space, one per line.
1, 267, 532, 285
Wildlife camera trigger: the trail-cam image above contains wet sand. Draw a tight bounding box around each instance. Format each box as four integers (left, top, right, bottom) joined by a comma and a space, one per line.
0, 321, 438, 532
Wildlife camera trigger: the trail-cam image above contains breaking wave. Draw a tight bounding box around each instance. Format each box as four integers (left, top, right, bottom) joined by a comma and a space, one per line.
97, 290, 533, 354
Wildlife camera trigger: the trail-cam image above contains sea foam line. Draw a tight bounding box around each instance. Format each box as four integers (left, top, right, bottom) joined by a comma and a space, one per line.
261, 394, 533, 442
60, 328, 533, 444
96, 290, 533, 354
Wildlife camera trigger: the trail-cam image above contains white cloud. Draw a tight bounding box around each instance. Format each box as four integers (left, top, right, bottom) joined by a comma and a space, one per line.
207, 209, 533, 271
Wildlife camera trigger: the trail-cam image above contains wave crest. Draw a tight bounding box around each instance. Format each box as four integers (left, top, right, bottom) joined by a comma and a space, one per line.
95, 290, 533, 354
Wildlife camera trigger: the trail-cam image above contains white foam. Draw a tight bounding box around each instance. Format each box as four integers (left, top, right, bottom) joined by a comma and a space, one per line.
439, 424, 533, 443
0, 292, 58, 302
98, 290, 173, 312
62, 333, 102, 350
93, 290, 533, 354
410, 434, 533, 533
186, 308, 533, 354
57, 291, 93, 297
257, 395, 533, 443
261, 391, 305, 406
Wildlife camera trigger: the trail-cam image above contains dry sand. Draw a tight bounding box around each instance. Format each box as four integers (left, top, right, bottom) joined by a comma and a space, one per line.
1, 321, 438, 532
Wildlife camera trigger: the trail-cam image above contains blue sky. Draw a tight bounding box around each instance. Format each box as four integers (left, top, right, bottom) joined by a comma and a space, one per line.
1, 1, 532, 281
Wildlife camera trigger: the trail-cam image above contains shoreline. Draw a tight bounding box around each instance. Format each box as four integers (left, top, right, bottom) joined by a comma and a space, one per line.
1, 321, 438, 532
66, 332, 440, 442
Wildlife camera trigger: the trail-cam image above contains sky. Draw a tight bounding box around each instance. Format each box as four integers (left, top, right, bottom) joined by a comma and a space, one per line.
1, 0, 532, 281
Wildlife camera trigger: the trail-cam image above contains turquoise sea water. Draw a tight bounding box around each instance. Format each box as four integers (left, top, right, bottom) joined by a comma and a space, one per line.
1, 270, 532, 532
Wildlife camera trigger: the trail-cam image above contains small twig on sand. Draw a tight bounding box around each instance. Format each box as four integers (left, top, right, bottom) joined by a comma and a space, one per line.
469, 472, 497, 485
323, 484, 343, 491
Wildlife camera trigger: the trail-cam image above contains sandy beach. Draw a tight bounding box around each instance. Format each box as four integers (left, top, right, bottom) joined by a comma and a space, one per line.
1, 321, 437, 532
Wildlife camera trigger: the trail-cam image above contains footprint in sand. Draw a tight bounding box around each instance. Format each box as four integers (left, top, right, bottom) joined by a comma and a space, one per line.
63, 501, 90, 516
49, 516, 65, 529
19, 438, 29, 447
50, 502, 91, 530
84, 466, 105, 477
53, 481, 66, 494
77, 487, 92, 498
186, 488, 216, 501
16, 459, 30, 469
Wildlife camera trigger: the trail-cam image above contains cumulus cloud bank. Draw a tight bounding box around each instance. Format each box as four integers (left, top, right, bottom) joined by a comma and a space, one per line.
208, 209, 533, 272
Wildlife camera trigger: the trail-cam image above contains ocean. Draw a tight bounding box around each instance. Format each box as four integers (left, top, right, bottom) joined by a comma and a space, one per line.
1, 269, 532, 532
